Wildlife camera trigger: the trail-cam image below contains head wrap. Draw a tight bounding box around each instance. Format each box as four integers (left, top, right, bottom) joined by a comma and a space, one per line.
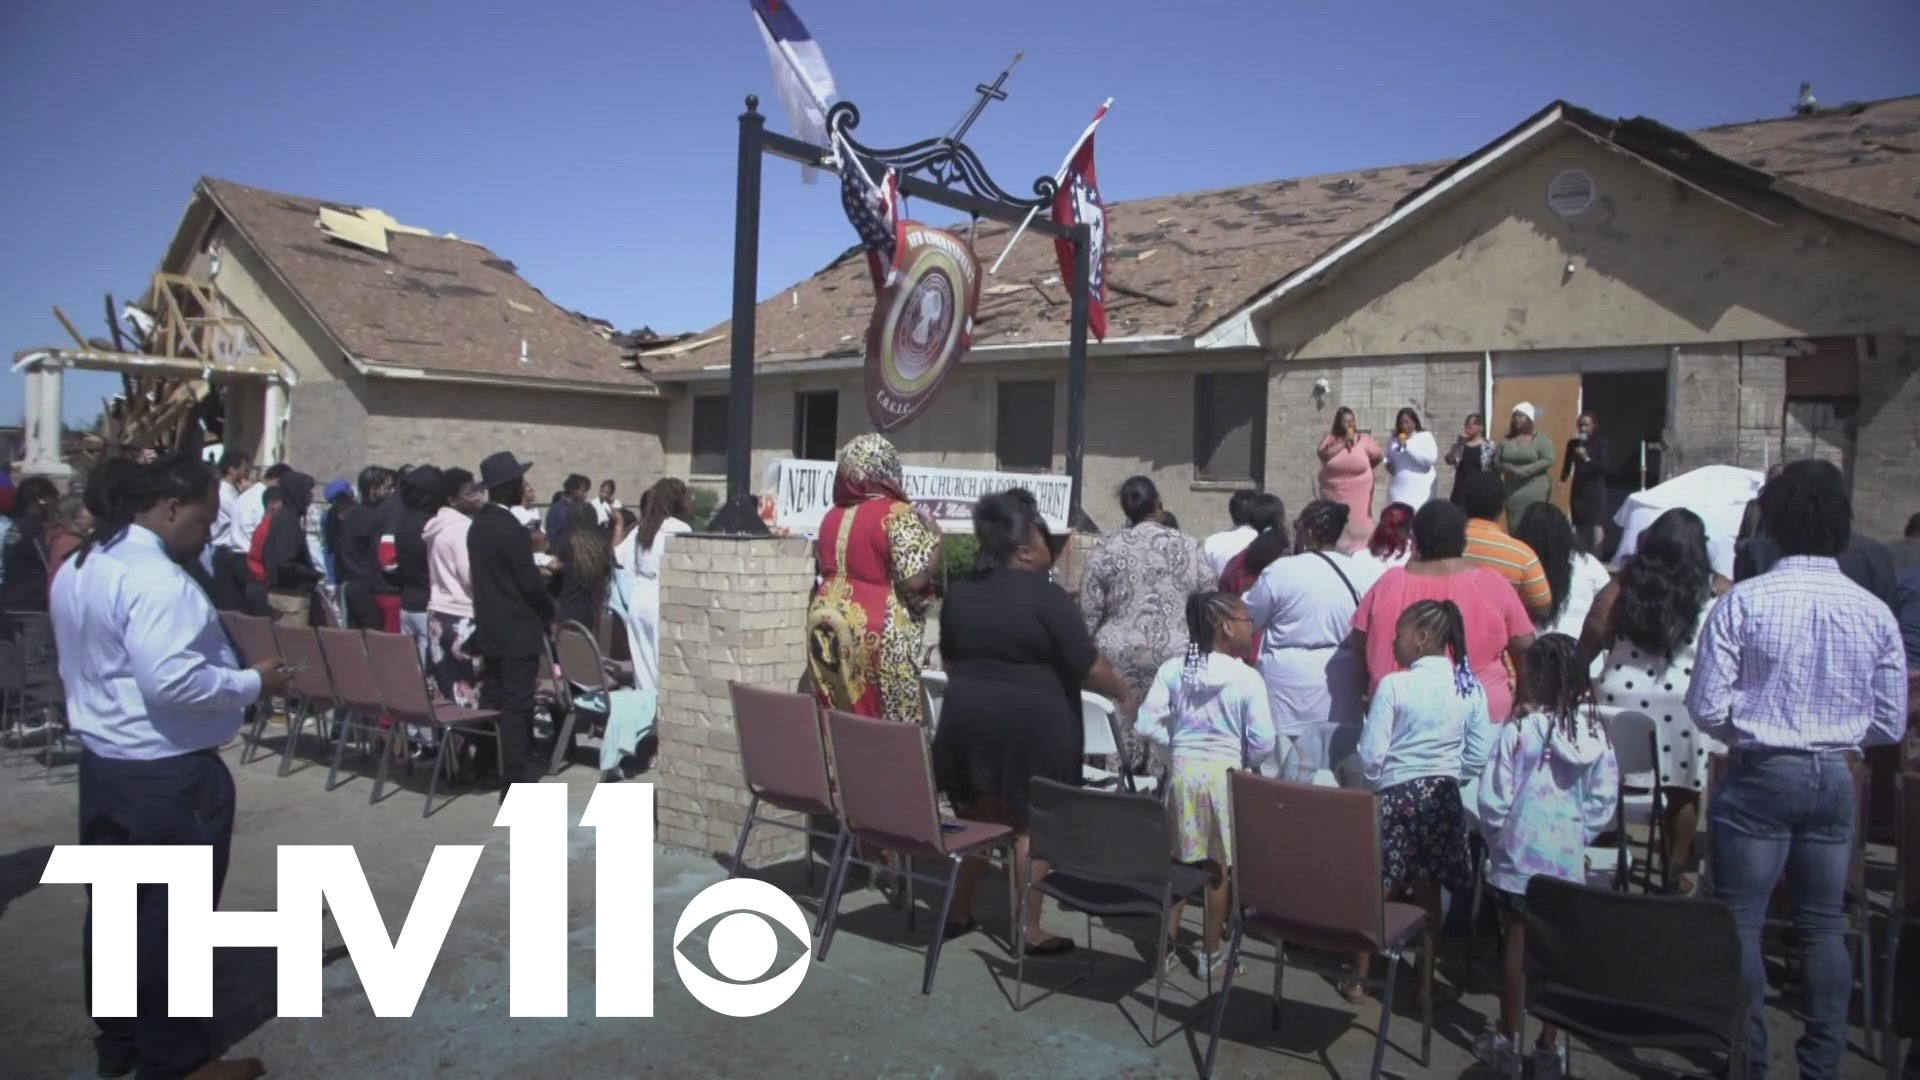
832, 434, 910, 508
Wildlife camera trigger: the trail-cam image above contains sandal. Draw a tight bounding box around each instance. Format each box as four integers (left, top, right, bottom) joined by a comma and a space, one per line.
1022, 935, 1076, 956
1200, 950, 1245, 979
1337, 978, 1370, 1004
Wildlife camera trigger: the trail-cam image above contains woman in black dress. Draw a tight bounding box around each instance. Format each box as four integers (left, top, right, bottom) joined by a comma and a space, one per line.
1444, 412, 1496, 506
1560, 412, 1609, 550
932, 488, 1135, 951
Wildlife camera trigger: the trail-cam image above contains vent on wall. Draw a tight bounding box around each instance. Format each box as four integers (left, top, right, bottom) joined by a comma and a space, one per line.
1547, 169, 1595, 217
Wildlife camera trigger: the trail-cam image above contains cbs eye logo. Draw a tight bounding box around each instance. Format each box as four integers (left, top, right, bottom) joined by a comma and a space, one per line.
672, 878, 812, 1016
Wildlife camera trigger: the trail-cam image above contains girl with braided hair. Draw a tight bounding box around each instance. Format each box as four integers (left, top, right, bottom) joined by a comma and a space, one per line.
1135, 591, 1280, 978
1473, 633, 1620, 1077
1344, 598, 1495, 1003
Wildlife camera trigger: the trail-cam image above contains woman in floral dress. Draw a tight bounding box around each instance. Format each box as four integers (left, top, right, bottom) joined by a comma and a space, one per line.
1080, 476, 1217, 769
807, 435, 942, 726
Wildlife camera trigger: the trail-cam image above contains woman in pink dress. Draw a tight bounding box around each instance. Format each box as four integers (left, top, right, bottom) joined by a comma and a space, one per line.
1351, 500, 1537, 722
1317, 407, 1383, 550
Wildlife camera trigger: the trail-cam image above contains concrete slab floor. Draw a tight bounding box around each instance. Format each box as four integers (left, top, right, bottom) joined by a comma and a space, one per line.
0, 735, 1893, 1079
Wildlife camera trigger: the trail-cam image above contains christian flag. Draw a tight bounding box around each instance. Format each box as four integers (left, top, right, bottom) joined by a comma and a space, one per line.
749, 0, 837, 179
1051, 102, 1111, 341
841, 164, 906, 293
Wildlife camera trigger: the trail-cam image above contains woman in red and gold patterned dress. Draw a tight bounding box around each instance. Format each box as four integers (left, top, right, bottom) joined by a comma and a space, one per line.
807, 435, 942, 726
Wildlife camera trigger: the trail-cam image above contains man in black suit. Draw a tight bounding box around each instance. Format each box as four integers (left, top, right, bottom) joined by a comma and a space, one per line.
469, 452, 555, 788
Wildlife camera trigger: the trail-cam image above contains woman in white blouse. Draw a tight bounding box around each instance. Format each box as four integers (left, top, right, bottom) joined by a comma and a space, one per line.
1383, 407, 1440, 510
628, 478, 694, 692
1511, 502, 1612, 639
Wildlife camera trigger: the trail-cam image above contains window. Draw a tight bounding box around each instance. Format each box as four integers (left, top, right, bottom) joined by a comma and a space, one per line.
1194, 373, 1267, 483
997, 380, 1056, 472
792, 390, 839, 461
691, 395, 729, 476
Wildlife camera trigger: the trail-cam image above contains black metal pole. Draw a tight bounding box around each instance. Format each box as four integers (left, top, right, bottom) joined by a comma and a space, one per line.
1066, 223, 1096, 533
711, 95, 771, 535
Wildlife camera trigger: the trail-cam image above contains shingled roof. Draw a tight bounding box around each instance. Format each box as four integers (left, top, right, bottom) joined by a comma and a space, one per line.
198, 178, 643, 390
646, 94, 1920, 376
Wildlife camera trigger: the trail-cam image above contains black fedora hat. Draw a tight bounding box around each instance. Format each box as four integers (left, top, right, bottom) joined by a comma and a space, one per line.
478, 451, 533, 490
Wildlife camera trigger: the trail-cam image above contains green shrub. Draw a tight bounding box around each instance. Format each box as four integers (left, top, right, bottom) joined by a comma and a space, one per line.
690, 487, 721, 530
936, 534, 978, 593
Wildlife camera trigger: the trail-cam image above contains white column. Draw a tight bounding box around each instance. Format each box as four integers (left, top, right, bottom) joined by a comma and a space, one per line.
20, 364, 71, 478
255, 378, 287, 467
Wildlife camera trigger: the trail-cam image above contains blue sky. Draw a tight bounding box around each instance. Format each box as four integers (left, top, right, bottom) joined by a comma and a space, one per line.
2, 0, 1915, 429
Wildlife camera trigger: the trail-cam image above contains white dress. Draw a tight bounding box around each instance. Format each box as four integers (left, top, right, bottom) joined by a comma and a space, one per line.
628, 517, 692, 692
1383, 430, 1440, 509
1594, 597, 1724, 792
1538, 552, 1612, 639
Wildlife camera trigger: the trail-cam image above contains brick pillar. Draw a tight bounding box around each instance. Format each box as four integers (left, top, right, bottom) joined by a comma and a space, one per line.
1666, 344, 1740, 475
1735, 345, 1786, 471
1853, 334, 1919, 541
655, 534, 816, 864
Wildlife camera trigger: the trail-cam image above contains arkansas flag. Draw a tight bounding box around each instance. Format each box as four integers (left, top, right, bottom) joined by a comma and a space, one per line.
841, 164, 906, 293
1051, 105, 1110, 341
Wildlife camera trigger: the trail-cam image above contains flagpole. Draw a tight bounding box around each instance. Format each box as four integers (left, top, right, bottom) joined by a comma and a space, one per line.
988, 98, 1111, 277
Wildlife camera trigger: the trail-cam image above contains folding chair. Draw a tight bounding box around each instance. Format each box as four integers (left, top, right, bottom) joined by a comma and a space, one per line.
1601, 709, 1664, 890
316, 628, 394, 797
550, 620, 610, 774
268, 623, 338, 777
920, 669, 948, 733
724, 682, 845, 906
1202, 772, 1433, 1080
1016, 777, 1213, 1045
4, 612, 64, 777
1080, 691, 1156, 795
1522, 876, 1748, 1077
1884, 770, 1919, 1079
363, 630, 502, 817
222, 612, 284, 764
816, 708, 1015, 994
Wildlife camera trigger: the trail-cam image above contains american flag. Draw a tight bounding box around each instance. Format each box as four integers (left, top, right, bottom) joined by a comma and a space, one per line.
841, 164, 904, 293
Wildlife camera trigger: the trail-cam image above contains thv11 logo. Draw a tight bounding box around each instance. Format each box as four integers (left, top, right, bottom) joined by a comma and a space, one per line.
40, 783, 811, 1019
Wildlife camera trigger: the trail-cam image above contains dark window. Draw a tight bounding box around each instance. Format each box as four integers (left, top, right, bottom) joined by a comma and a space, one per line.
997, 380, 1056, 472
692, 396, 729, 476
1194, 373, 1267, 483
793, 390, 839, 461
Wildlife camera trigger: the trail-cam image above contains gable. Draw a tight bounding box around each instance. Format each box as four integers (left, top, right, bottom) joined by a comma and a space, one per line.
1264, 132, 1920, 360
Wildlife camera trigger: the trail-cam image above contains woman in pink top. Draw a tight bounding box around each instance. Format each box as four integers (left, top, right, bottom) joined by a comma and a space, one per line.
1352, 500, 1536, 722
423, 470, 483, 707
1317, 407, 1383, 549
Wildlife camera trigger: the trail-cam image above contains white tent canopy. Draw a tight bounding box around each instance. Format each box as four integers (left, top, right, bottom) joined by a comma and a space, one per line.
1610, 464, 1763, 580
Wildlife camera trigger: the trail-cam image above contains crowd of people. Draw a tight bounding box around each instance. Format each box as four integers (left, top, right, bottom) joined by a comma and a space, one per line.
7, 395, 1920, 1078
800, 404, 1915, 1080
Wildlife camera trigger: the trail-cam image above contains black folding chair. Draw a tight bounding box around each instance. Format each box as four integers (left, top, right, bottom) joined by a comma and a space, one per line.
1523, 875, 1748, 1078
1017, 777, 1213, 1046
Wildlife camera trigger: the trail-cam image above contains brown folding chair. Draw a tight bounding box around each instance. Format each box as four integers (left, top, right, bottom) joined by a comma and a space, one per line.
725, 683, 845, 904
1882, 770, 1920, 1079
317, 628, 394, 798
221, 612, 283, 764
816, 708, 1015, 994
1202, 772, 1434, 1080
267, 623, 337, 777
551, 621, 610, 773
363, 630, 500, 818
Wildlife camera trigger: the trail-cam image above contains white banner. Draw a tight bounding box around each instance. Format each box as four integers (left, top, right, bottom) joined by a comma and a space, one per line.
762, 459, 1072, 537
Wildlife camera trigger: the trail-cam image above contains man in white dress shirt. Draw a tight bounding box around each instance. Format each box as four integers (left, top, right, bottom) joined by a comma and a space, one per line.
1202, 489, 1261, 581
51, 453, 288, 1080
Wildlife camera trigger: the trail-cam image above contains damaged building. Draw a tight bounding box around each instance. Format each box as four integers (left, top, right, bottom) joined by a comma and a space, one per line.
15, 178, 664, 494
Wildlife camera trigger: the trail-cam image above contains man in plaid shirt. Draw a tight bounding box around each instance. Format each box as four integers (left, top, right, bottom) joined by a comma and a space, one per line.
1687, 459, 1908, 1080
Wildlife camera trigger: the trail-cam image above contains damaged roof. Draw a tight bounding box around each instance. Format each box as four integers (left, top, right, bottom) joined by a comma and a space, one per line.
196, 178, 642, 389
647, 93, 1920, 375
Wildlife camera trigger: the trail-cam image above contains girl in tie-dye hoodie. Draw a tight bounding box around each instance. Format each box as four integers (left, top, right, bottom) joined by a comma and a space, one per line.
1473, 633, 1620, 1079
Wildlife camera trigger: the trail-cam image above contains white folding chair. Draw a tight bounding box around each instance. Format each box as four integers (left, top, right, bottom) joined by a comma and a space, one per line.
1080, 691, 1158, 796
920, 669, 948, 733
1600, 709, 1664, 890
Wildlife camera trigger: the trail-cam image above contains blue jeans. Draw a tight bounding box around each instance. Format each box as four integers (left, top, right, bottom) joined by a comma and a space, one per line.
1709, 749, 1857, 1080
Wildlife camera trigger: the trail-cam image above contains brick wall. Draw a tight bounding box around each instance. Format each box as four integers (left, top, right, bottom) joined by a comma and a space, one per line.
286, 375, 667, 494
1735, 345, 1788, 470
655, 534, 815, 862
1265, 354, 1481, 521
1666, 345, 1740, 475
1853, 334, 1919, 541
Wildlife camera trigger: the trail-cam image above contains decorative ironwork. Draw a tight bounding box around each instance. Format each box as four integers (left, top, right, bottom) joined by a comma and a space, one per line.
827, 102, 1057, 210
